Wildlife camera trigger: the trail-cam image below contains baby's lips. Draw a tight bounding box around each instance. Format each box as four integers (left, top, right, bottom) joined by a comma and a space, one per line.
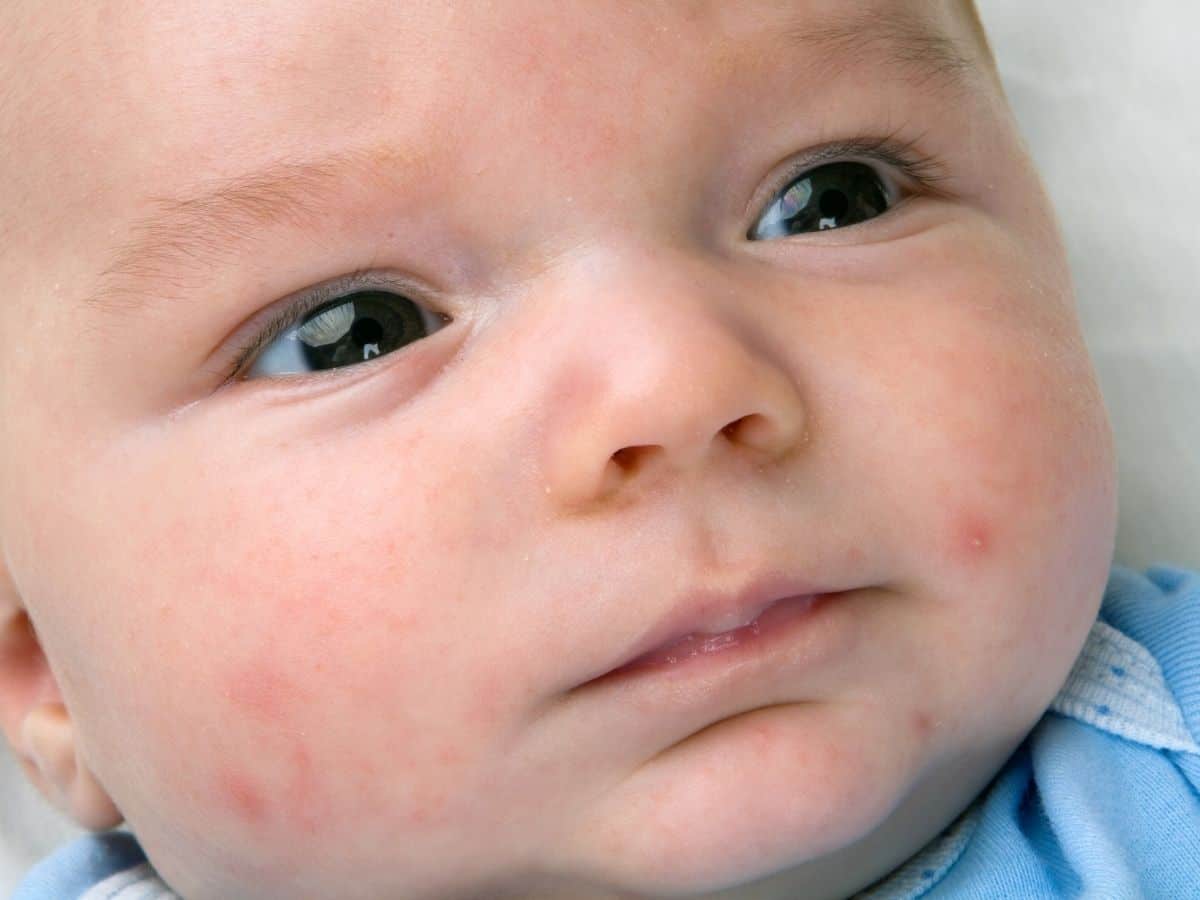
597, 570, 845, 681
616, 593, 819, 671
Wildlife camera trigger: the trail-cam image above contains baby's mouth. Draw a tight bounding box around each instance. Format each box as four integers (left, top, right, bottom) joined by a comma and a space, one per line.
584, 569, 853, 686
603, 593, 822, 677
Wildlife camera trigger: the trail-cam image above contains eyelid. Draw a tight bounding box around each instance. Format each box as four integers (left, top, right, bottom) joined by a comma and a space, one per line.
214, 136, 948, 384
745, 132, 952, 227
219, 268, 448, 383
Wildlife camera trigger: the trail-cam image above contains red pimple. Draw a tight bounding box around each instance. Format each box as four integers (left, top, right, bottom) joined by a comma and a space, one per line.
217, 769, 269, 827
949, 510, 994, 566
911, 710, 936, 741
224, 663, 295, 726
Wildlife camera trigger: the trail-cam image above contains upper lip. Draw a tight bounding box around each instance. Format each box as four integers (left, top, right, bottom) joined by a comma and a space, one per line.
601, 570, 838, 677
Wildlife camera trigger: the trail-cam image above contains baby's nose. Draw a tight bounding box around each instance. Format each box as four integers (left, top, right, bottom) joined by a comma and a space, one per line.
526, 245, 810, 509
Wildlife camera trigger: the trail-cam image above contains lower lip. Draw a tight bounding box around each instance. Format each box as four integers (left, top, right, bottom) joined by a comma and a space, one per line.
602, 594, 827, 680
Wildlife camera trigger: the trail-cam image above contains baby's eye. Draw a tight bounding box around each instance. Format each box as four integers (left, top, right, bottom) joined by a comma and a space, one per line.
243, 289, 450, 379
749, 161, 891, 239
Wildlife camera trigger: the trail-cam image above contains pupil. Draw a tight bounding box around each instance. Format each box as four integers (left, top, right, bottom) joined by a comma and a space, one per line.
352, 317, 384, 346
819, 189, 849, 220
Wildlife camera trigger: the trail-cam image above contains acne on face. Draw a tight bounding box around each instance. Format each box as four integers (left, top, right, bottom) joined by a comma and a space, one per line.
946, 508, 994, 568
0, 1, 1118, 898
217, 664, 320, 832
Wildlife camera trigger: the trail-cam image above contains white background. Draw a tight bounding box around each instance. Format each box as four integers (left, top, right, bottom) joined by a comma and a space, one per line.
3, 2, 1199, 894
978, 0, 1200, 572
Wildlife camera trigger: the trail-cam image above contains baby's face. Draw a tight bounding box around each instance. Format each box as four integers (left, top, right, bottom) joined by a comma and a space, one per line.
0, 1, 1117, 898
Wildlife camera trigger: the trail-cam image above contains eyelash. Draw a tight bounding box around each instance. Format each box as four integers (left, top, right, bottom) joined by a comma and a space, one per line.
224, 268, 432, 382
755, 131, 950, 215
224, 132, 949, 382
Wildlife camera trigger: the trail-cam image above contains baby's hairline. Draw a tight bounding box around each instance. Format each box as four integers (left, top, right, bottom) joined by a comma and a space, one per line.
962, 0, 998, 70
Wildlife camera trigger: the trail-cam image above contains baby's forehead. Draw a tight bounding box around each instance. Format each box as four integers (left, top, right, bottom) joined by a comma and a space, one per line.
5, 1, 987, 109
6, 2, 990, 185
1, 0, 996, 334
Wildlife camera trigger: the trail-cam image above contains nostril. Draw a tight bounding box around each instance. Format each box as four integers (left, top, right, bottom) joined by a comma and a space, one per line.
611, 444, 659, 473
721, 415, 757, 443
612, 446, 637, 471
723, 413, 798, 461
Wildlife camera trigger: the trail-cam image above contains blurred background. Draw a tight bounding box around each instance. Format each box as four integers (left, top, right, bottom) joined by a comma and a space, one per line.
977, 0, 1200, 572
3, 1, 1199, 894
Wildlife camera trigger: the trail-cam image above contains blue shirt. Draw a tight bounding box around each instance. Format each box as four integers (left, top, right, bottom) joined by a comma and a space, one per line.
15, 564, 1200, 900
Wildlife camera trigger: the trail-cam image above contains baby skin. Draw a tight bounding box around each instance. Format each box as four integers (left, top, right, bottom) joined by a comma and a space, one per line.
0, 1, 1117, 898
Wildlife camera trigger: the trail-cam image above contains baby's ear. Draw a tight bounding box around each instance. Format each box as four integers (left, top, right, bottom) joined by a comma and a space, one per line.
0, 559, 123, 831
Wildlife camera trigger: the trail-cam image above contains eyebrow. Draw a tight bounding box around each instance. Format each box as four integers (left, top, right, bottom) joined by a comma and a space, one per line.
779, 6, 977, 95
82, 143, 427, 320
81, 7, 975, 321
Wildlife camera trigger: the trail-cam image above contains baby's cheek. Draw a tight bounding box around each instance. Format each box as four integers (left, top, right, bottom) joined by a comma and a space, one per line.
213, 661, 326, 834
920, 332, 1110, 722
944, 508, 997, 570
922, 328, 1084, 577
88, 403, 546, 887
148, 561, 488, 865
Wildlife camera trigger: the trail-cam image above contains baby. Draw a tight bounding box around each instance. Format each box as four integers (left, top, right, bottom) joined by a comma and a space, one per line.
2, 0, 1198, 897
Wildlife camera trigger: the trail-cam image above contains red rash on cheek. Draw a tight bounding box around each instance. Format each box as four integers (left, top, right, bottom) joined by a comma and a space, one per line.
218, 769, 269, 827
214, 744, 322, 834
284, 743, 322, 835
211, 734, 324, 835
947, 508, 995, 567
224, 663, 302, 726
911, 710, 936, 742
212, 662, 326, 833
